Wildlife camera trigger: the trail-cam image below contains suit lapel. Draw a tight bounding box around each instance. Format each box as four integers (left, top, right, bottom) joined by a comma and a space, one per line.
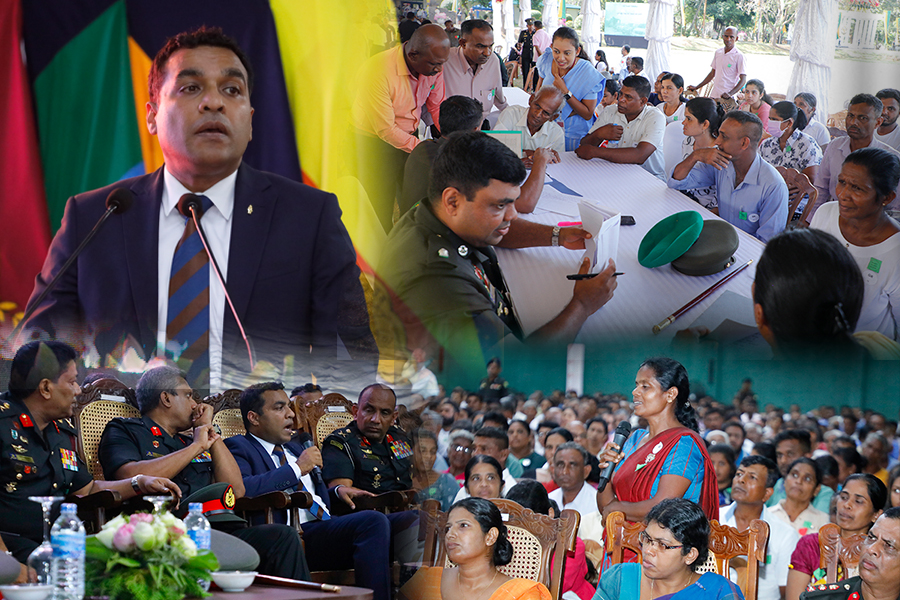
228, 164, 276, 322
124, 169, 163, 353
245, 434, 277, 472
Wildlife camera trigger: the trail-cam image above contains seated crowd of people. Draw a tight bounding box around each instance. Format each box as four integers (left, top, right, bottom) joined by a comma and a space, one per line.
3, 340, 899, 600
363, 17, 899, 367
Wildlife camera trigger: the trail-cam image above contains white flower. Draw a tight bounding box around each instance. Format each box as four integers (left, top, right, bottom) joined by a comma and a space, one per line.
175, 535, 197, 559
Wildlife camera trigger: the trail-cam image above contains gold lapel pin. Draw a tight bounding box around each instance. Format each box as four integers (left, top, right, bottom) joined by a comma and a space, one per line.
247, 205, 253, 215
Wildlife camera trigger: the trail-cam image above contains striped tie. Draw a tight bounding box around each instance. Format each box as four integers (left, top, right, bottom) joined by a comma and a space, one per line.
274, 445, 330, 521
166, 195, 213, 385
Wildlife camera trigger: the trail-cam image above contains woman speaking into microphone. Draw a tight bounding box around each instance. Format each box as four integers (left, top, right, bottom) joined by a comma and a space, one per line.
597, 357, 718, 524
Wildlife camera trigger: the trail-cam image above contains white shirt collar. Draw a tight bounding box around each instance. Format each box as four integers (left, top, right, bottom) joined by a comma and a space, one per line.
249, 432, 280, 458
162, 165, 237, 221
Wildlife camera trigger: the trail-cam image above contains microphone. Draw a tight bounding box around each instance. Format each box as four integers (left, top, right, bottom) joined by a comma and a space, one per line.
597, 421, 632, 493
298, 438, 325, 487
176, 194, 256, 371
14, 188, 135, 341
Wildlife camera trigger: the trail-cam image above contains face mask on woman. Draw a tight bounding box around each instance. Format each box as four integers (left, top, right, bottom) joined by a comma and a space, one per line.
767, 120, 785, 138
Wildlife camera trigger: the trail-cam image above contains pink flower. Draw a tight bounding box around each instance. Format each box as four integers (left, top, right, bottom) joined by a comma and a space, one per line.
113, 523, 136, 552
130, 513, 154, 524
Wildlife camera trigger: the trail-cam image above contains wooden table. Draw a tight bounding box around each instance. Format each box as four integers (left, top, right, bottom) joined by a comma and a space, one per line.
496, 152, 766, 342
209, 584, 372, 600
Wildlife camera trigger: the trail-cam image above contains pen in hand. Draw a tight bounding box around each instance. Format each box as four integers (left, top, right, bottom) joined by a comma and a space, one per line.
567, 272, 624, 280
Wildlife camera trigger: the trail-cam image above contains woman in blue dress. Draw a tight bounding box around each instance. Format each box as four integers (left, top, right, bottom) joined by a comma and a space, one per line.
535, 27, 605, 152
593, 498, 744, 600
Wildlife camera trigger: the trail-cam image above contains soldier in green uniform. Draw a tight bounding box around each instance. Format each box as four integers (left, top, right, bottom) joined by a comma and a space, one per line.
376, 131, 619, 372
800, 508, 900, 600
322, 383, 420, 562
98, 365, 310, 580
0, 342, 181, 565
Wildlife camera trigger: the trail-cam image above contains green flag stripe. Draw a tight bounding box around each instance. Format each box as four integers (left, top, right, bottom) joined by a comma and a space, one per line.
33, 0, 142, 232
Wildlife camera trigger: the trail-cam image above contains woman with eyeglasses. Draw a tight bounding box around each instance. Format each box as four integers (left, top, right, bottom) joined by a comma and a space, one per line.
785, 474, 887, 600
447, 430, 475, 482
464, 455, 505, 500
593, 498, 743, 600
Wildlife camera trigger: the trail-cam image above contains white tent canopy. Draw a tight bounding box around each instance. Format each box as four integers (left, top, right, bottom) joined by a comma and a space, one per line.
785, 0, 839, 124
644, 0, 675, 83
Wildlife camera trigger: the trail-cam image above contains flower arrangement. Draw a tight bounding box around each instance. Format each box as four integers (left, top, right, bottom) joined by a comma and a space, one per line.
86, 512, 219, 600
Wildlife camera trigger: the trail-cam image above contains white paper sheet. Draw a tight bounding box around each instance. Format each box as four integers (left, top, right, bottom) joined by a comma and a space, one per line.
578, 202, 620, 272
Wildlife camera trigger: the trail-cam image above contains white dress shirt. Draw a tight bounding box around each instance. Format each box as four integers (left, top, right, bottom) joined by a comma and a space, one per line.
249, 433, 330, 524
157, 166, 236, 389
549, 482, 599, 518
589, 104, 667, 180
494, 105, 565, 154
719, 502, 800, 600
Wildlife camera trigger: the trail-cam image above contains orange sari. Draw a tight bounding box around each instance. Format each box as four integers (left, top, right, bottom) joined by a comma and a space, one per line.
399, 566, 552, 600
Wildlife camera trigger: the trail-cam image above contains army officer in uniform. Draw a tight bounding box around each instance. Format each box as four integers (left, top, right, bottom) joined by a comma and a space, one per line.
0, 342, 180, 564
322, 383, 420, 562
376, 131, 619, 372
800, 508, 900, 600
98, 365, 309, 580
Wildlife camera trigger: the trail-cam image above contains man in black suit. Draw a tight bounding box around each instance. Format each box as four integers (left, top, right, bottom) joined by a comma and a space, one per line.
23, 26, 371, 391
225, 382, 391, 600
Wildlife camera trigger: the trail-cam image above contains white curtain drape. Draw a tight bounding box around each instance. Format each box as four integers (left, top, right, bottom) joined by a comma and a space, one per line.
644, 0, 675, 83
582, 0, 604, 59
785, 0, 839, 124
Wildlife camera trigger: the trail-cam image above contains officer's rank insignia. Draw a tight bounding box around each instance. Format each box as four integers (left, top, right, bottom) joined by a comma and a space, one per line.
330, 439, 344, 451
224, 485, 236, 509
151, 426, 163, 436
19, 414, 33, 428
60, 448, 79, 471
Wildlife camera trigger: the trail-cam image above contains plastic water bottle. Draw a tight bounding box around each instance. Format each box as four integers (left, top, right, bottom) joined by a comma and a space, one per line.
184, 503, 212, 592
50, 503, 84, 600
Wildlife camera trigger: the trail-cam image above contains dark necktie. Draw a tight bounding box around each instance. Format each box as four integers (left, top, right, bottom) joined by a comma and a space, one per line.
166, 195, 213, 385
274, 445, 330, 520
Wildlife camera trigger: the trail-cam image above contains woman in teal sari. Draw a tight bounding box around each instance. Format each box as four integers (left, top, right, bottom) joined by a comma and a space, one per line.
593, 498, 744, 600
535, 27, 605, 151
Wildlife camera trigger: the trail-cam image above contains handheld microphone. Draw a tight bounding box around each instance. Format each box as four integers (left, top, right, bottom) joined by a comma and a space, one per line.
298, 438, 325, 486
597, 421, 632, 493
177, 194, 256, 371
15, 188, 135, 341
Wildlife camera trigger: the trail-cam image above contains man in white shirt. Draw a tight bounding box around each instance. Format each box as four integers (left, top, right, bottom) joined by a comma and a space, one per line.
807, 93, 900, 222
454, 427, 518, 501
225, 382, 393, 600
494, 86, 566, 154
688, 27, 746, 99
719, 456, 800, 600
576, 75, 667, 180
548, 442, 598, 518
442, 19, 508, 122
875, 88, 900, 151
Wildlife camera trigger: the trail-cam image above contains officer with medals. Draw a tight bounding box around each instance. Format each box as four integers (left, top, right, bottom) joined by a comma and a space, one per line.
800, 508, 900, 600
322, 384, 420, 563
98, 365, 310, 580
0, 342, 181, 573
377, 131, 619, 371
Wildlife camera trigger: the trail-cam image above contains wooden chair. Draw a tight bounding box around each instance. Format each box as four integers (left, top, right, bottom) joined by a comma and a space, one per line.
427, 498, 579, 600
606, 511, 769, 600
203, 388, 242, 413
827, 110, 848, 130
75, 394, 141, 481
818, 523, 865, 582
305, 393, 355, 447
775, 166, 818, 225
212, 409, 245, 438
